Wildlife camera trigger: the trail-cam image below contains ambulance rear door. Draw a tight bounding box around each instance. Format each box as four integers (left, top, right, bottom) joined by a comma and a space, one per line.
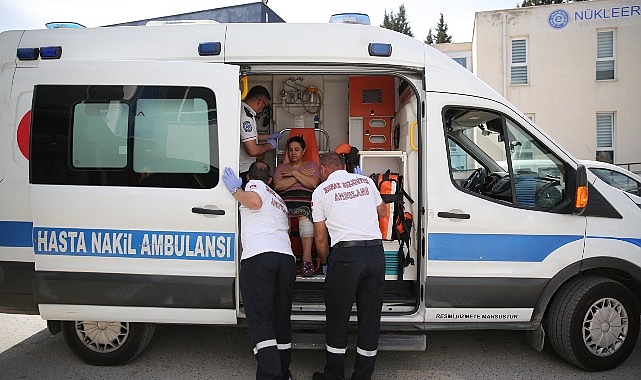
30, 60, 241, 324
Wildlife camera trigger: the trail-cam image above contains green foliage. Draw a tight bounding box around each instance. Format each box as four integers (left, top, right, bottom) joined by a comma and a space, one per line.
425, 13, 452, 45
381, 4, 414, 37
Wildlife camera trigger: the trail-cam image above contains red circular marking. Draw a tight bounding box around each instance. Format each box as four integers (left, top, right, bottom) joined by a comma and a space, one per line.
17, 110, 31, 160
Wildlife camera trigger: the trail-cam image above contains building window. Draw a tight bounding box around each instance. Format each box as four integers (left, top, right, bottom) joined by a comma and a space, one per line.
596, 113, 614, 163
452, 57, 467, 68
596, 30, 615, 80
510, 38, 528, 85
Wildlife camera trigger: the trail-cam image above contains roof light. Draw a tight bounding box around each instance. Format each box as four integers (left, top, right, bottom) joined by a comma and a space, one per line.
17, 48, 39, 61
368, 43, 392, 57
40, 46, 62, 59
198, 42, 221, 56
45, 22, 85, 29
146, 20, 218, 26
329, 13, 371, 25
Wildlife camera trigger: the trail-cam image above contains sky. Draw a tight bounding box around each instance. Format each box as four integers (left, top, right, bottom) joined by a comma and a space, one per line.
0, 0, 520, 43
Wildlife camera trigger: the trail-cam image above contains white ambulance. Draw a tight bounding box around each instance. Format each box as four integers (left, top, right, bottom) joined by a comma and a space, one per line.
1, 22, 640, 371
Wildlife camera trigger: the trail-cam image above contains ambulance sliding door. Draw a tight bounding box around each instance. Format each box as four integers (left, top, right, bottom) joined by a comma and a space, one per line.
30, 61, 240, 324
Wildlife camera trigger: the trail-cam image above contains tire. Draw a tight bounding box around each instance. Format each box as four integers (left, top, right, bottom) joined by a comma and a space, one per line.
546, 276, 640, 371
62, 321, 156, 366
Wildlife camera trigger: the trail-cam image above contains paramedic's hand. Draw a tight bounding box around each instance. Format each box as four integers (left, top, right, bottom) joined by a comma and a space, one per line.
269, 132, 281, 140
267, 138, 278, 149
354, 166, 363, 175
222, 167, 242, 194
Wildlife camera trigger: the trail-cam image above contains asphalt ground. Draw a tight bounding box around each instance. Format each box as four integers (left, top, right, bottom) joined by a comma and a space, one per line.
2, 313, 641, 379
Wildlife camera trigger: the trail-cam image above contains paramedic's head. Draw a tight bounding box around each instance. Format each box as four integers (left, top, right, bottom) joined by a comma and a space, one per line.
319, 152, 345, 180
245, 85, 271, 115
248, 160, 272, 185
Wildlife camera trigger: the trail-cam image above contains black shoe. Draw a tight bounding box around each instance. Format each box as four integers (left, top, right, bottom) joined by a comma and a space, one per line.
312, 372, 325, 380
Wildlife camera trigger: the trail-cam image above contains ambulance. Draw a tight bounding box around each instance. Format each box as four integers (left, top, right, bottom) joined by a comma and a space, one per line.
1, 21, 640, 371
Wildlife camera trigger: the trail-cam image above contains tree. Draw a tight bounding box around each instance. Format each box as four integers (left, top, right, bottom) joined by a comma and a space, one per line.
381, 4, 414, 37
519, 0, 588, 7
425, 28, 434, 45
425, 13, 452, 45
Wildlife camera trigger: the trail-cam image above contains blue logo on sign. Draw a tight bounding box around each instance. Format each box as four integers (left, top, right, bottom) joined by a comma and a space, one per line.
549, 9, 570, 29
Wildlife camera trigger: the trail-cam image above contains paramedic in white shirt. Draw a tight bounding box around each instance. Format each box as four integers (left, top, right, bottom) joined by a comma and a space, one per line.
311, 152, 387, 380
240, 85, 279, 187
222, 161, 295, 380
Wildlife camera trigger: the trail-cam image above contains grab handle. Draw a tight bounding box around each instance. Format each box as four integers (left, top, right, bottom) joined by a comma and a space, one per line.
410, 121, 418, 151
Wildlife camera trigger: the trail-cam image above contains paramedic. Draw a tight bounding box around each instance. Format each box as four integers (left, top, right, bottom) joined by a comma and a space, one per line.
311, 152, 387, 380
273, 135, 321, 276
222, 162, 296, 380
240, 85, 279, 187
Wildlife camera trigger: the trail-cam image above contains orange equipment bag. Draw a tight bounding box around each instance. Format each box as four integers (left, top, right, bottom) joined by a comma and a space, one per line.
370, 170, 415, 274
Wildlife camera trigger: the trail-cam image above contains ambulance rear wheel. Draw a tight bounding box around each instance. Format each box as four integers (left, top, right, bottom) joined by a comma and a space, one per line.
62, 321, 156, 366
546, 276, 639, 371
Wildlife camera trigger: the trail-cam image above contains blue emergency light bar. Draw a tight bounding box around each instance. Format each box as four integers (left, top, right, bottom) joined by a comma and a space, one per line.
198, 42, 221, 56
40, 46, 62, 59
368, 43, 392, 57
17, 48, 39, 60
16, 46, 62, 60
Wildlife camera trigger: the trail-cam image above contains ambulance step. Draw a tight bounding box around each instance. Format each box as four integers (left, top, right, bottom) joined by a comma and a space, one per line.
292, 333, 426, 351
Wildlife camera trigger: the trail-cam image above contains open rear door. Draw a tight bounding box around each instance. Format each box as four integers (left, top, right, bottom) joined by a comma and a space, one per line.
30, 60, 240, 324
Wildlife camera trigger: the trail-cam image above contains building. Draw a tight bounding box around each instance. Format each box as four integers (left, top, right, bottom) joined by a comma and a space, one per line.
107, 1, 284, 26
441, 0, 640, 171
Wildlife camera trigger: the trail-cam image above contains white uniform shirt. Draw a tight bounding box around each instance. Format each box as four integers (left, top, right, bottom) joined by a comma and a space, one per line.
312, 170, 383, 246
239, 102, 258, 173
240, 179, 294, 260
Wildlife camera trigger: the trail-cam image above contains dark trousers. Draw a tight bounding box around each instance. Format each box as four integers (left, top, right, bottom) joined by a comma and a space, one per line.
240, 252, 296, 380
323, 244, 385, 380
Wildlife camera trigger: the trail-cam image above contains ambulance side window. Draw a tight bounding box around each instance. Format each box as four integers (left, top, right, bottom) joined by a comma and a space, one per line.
444, 107, 567, 211
31, 85, 219, 189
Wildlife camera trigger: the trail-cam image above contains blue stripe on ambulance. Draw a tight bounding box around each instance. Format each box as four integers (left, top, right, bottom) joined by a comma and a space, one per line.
428, 233, 582, 262
0, 221, 33, 247
0, 224, 235, 261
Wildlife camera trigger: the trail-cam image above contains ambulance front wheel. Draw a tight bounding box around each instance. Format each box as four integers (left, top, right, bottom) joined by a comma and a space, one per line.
546, 276, 639, 371
62, 321, 156, 366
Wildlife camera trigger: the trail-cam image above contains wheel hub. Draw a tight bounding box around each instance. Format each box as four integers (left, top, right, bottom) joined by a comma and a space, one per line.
75, 321, 130, 353
583, 297, 628, 357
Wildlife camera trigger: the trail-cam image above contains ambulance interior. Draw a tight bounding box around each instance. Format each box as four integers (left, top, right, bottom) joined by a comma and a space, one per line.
246, 73, 421, 314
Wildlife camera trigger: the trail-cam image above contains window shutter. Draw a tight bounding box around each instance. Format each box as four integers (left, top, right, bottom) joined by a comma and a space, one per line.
596, 113, 613, 148
511, 39, 528, 85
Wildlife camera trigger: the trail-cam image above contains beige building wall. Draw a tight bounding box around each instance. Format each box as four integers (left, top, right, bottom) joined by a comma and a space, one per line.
468, 0, 640, 167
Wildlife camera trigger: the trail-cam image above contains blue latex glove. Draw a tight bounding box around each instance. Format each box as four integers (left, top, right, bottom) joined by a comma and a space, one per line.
269, 132, 281, 140
222, 167, 242, 193
322, 264, 328, 276
354, 166, 363, 175
267, 138, 278, 149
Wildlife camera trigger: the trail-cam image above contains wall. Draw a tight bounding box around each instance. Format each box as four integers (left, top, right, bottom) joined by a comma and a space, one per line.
472, 0, 640, 166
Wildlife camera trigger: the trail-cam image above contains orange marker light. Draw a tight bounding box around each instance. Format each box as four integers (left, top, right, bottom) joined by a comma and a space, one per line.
575, 185, 589, 209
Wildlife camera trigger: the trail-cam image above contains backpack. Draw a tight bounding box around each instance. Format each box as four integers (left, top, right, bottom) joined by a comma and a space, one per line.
370, 170, 415, 276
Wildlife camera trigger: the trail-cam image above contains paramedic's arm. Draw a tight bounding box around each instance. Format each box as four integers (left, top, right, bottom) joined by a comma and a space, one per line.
243, 139, 274, 157
376, 201, 387, 218
314, 221, 330, 263
233, 189, 262, 210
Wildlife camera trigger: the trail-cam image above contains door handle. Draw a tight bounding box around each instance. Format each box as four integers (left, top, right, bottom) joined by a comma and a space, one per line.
437, 211, 470, 219
192, 207, 225, 215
